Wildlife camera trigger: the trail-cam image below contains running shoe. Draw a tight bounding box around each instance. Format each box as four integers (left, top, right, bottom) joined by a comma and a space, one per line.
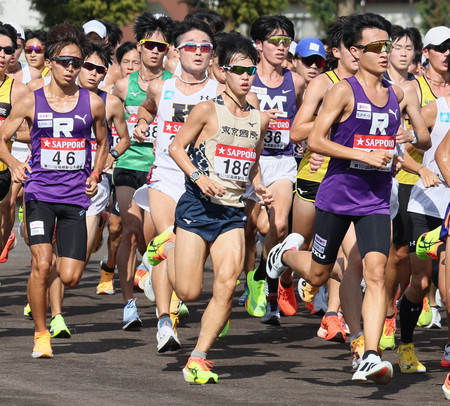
441, 345, 450, 368
338, 312, 350, 335
141, 254, 155, 302
219, 319, 230, 338
317, 314, 346, 343
24, 302, 32, 319
238, 280, 249, 306
245, 269, 266, 317
379, 316, 396, 350
147, 225, 176, 266
417, 297, 432, 327
183, 357, 218, 384
266, 233, 304, 279
308, 285, 328, 315
133, 263, 148, 292
122, 298, 143, 330
436, 289, 443, 308
397, 343, 426, 373
96, 270, 115, 295
278, 278, 298, 316
0, 231, 16, 263
92, 211, 109, 253
261, 299, 281, 326
416, 226, 443, 260
298, 278, 319, 303
170, 291, 189, 320
443, 373, 450, 400
156, 321, 181, 353
352, 353, 393, 384
351, 335, 365, 371
425, 306, 441, 329
50, 314, 71, 338
31, 330, 53, 359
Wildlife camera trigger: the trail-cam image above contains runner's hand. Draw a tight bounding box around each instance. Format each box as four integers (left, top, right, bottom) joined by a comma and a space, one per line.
364, 149, 392, 169
419, 167, 441, 188
85, 175, 98, 197
254, 182, 274, 207
10, 161, 30, 183
264, 109, 283, 126
395, 127, 413, 144
309, 153, 325, 173
133, 122, 149, 143
195, 175, 226, 197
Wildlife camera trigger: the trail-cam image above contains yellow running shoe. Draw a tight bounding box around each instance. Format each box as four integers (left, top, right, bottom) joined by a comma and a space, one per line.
379, 316, 396, 350
183, 357, 218, 384
417, 297, 432, 327
31, 330, 53, 358
147, 226, 176, 266
397, 343, 426, 373
298, 278, 319, 303
96, 270, 115, 295
416, 226, 443, 260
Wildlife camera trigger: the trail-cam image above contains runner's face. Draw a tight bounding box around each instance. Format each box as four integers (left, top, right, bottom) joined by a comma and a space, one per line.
423, 40, 450, 74
0, 35, 14, 72
177, 29, 212, 75
333, 43, 359, 74
119, 48, 140, 77
50, 44, 83, 86
294, 55, 324, 84
258, 29, 290, 66
138, 30, 167, 70
389, 36, 414, 72
78, 53, 106, 90
351, 28, 390, 75
25, 38, 45, 70
222, 54, 256, 97
9, 38, 23, 67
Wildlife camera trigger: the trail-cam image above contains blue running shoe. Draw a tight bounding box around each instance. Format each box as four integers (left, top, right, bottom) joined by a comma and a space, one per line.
123, 298, 143, 330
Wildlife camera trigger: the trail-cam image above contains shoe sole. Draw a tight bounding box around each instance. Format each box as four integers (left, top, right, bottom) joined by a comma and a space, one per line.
51, 330, 71, 339
96, 289, 115, 295
31, 351, 54, 359
182, 368, 217, 384
366, 362, 393, 384
157, 336, 181, 353
261, 315, 281, 326
123, 318, 143, 331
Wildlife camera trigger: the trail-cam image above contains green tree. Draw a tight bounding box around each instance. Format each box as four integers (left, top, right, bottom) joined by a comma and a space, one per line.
299, 0, 356, 32
415, 0, 450, 31
31, 0, 146, 28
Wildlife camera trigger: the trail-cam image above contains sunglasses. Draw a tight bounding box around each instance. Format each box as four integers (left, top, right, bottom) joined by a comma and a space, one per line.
50, 56, 84, 69
139, 39, 169, 53
354, 40, 393, 54
264, 35, 292, 47
25, 45, 44, 54
82, 61, 107, 74
0, 45, 15, 55
429, 43, 450, 53
296, 55, 326, 69
177, 42, 213, 53
223, 65, 257, 75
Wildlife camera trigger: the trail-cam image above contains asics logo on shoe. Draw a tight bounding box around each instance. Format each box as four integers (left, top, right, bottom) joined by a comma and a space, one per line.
74, 114, 88, 124
188, 366, 200, 381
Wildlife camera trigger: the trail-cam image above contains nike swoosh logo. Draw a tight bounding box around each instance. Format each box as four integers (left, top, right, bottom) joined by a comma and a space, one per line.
282, 89, 292, 94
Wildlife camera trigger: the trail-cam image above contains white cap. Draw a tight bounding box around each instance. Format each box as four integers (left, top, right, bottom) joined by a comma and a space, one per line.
289, 40, 297, 56
82, 20, 107, 39
6, 21, 25, 41
423, 26, 450, 47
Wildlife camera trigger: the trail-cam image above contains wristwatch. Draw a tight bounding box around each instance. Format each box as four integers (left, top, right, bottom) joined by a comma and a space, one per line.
109, 148, 119, 160
190, 170, 201, 183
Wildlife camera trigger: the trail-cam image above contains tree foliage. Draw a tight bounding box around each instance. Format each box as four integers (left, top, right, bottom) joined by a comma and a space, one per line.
31, 0, 146, 28
300, 0, 338, 32
415, 0, 450, 31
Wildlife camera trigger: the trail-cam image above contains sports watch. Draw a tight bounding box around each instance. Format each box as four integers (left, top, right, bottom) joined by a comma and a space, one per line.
109, 148, 119, 160
190, 170, 201, 183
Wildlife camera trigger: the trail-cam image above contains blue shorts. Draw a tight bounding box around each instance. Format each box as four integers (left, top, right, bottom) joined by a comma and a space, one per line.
175, 191, 246, 242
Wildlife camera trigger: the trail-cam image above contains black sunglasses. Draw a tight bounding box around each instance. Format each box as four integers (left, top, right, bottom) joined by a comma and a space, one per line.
82, 61, 107, 74
295, 55, 326, 69
139, 39, 169, 53
0, 46, 15, 55
429, 43, 450, 54
50, 56, 84, 69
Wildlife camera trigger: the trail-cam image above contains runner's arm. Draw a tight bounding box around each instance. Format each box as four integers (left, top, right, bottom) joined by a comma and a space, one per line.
436, 128, 450, 185
134, 80, 161, 141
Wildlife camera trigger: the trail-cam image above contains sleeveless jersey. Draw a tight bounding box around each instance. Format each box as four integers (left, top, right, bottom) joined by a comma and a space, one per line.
20, 63, 32, 84
152, 77, 219, 173
315, 76, 401, 216
396, 75, 435, 185
0, 76, 14, 171
251, 68, 297, 156
408, 96, 450, 218
296, 70, 339, 182
115, 70, 172, 172
186, 94, 261, 208
25, 87, 93, 209
41, 67, 50, 78
89, 89, 112, 169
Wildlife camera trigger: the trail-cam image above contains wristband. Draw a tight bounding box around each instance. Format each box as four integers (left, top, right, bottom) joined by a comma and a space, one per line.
137, 117, 149, 125
91, 171, 101, 182
417, 165, 425, 175
411, 131, 419, 145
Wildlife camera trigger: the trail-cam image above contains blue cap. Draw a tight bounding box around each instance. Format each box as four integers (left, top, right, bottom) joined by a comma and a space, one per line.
295, 38, 326, 60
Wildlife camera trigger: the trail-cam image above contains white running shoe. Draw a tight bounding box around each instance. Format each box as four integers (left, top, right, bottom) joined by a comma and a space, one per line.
142, 254, 155, 302
266, 233, 304, 279
260, 300, 281, 326
352, 353, 393, 384
156, 322, 181, 353
425, 306, 441, 329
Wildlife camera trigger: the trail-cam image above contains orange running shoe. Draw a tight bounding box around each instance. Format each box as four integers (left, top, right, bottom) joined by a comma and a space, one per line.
31, 330, 53, 358
0, 231, 16, 263
133, 264, 149, 291
443, 373, 450, 399
277, 278, 298, 316
317, 314, 346, 343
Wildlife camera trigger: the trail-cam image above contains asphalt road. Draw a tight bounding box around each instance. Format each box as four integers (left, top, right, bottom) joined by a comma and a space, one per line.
0, 223, 448, 405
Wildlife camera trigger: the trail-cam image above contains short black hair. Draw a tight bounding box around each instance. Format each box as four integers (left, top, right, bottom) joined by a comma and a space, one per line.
0, 22, 17, 49
87, 40, 113, 67
44, 21, 90, 59
134, 12, 174, 43
101, 21, 123, 48
250, 15, 295, 42
116, 41, 138, 64
25, 29, 47, 44
185, 8, 225, 34
391, 25, 422, 52
342, 13, 392, 50
324, 16, 348, 71
216, 31, 258, 66
172, 18, 214, 48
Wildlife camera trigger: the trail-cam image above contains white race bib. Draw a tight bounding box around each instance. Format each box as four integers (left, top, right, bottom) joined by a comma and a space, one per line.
264, 118, 290, 150
41, 137, 86, 170
214, 143, 256, 182
127, 114, 158, 143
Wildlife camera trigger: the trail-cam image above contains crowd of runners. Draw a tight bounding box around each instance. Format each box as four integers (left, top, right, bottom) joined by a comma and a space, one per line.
0, 7, 449, 393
